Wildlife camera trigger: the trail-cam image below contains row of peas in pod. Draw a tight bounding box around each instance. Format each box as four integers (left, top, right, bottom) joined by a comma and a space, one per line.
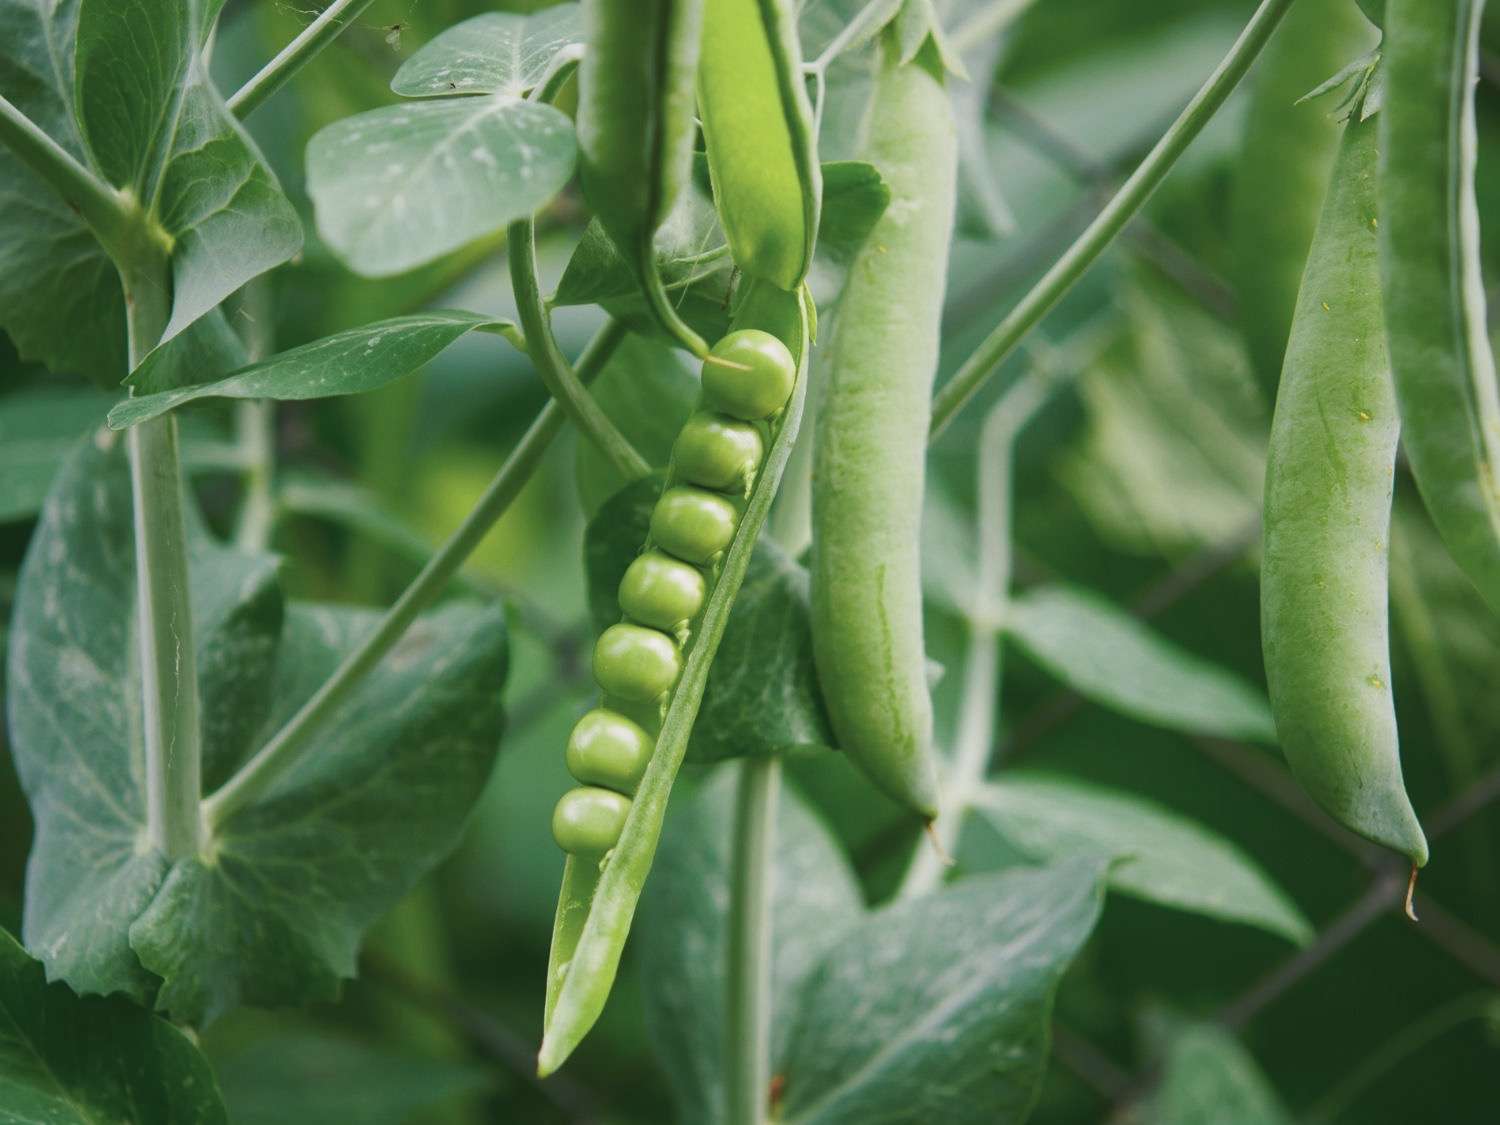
550, 328, 797, 861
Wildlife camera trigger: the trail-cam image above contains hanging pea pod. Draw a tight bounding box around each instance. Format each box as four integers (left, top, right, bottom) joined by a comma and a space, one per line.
1378, 0, 1500, 615
810, 27, 956, 821
696, 0, 821, 289
1261, 109, 1427, 867
576, 0, 708, 355
541, 283, 813, 1075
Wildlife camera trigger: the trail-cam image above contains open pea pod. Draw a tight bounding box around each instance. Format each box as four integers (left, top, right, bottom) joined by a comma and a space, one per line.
1379, 0, 1500, 616
540, 282, 813, 1076
576, 0, 709, 355
697, 0, 822, 289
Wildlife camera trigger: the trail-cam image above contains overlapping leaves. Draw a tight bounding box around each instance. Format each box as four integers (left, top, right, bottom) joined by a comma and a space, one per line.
6, 436, 508, 1024
0, 0, 300, 387
307, 5, 583, 277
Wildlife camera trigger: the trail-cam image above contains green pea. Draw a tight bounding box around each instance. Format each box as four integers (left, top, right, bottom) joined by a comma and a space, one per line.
593, 623, 681, 701
702, 330, 796, 420
650, 486, 738, 564
672, 413, 764, 491
618, 550, 706, 631
1379, 0, 1500, 617
1262, 111, 1427, 867
551, 786, 632, 857
565, 709, 653, 793
810, 31, 951, 820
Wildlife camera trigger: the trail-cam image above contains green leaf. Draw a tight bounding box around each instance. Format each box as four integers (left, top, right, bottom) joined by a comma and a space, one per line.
971, 776, 1313, 945
779, 860, 1106, 1124
638, 771, 865, 1125
691, 542, 834, 762
391, 6, 585, 99
307, 97, 577, 277
212, 1026, 493, 1125
6, 436, 509, 1023
109, 311, 518, 428
576, 333, 699, 518
583, 476, 831, 760
1152, 1024, 1293, 1125
0, 386, 116, 523
0, 927, 228, 1124
74, 0, 302, 352
0, 0, 300, 385
1006, 584, 1277, 743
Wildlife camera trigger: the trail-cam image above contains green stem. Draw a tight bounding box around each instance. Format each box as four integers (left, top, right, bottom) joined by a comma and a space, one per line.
233, 401, 277, 552
726, 754, 781, 1125
928, 0, 1295, 437
0, 93, 134, 256
201, 320, 628, 832
123, 251, 204, 860
508, 218, 651, 483
900, 366, 1052, 899
226, 0, 378, 120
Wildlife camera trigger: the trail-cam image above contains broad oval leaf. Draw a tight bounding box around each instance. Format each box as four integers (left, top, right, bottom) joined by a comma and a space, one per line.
391, 6, 585, 99
779, 859, 1106, 1124
1005, 584, 1277, 743
109, 311, 520, 428
0, 928, 228, 1124
6, 436, 509, 1023
638, 771, 865, 1125
307, 97, 577, 277
971, 775, 1312, 945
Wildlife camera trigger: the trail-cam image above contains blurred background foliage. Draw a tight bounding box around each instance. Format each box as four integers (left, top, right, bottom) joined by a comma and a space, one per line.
4, 0, 1500, 1121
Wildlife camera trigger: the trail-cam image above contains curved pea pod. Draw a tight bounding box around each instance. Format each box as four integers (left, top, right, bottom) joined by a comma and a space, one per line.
1379, 0, 1500, 616
540, 284, 811, 1075
576, 0, 708, 355
810, 32, 953, 821
1232, 0, 1377, 397
1261, 112, 1427, 866
697, 0, 821, 289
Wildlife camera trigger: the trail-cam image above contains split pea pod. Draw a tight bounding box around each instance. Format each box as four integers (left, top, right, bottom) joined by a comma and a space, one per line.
541, 285, 811, 1076
1261, 109, 1427, 866
696, 0, 821, 290
1378, 0, 1500, 615
1232, 0, 1376, 396
575, 0, 708, 355
809, 29, 955, 820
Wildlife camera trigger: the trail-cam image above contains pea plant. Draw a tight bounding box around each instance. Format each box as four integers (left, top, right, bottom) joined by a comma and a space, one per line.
4, 0, 1500, 1121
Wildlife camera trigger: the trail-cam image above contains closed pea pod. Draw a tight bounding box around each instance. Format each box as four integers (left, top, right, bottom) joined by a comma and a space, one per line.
696, 0, 821, 289
575, 0, 708, 355
810, 29, 955, 820
1261, 109, 1427, 866
1378, 0, 1500, 615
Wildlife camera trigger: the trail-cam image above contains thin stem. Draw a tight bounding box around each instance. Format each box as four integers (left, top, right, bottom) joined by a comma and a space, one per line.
0, 93, 134, 255
202, 320, 628, 831
726, 754, 781, 1125
234, 401, 277, 552
810, 0, 894, 72
123, 249, 204, 859
508, 217, 651, 482
226, 0, 378, 120
1307, 991, 1500, 1122
929, 0, 1296, 437
899, 372, 1045, 898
